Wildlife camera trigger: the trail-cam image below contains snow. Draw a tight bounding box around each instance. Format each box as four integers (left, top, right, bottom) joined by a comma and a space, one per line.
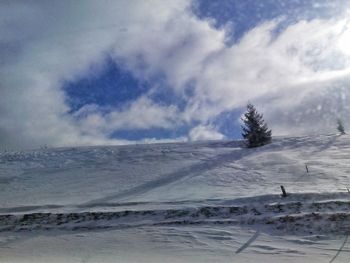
0, 134, 349, 262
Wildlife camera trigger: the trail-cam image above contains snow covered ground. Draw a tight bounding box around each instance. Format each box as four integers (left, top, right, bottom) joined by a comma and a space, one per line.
0, 134, 349, 262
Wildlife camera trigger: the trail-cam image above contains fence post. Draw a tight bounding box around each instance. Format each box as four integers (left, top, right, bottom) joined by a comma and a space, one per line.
280, 185, 287, 197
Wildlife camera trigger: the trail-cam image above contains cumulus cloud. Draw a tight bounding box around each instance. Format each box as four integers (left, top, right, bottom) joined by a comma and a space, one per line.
75, 96, 180, 135
189, 125, 225, 141
0, 0, 192, 148
2, 0, 350, 148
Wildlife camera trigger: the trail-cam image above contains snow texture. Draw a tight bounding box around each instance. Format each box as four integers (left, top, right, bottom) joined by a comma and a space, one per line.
0, 134, 350, 262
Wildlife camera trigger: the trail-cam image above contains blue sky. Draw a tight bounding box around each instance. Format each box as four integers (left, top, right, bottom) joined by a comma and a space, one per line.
2, 0, 350, 148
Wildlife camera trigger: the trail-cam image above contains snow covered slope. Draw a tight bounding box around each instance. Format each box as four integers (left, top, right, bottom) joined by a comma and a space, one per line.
0, 134, 349, 262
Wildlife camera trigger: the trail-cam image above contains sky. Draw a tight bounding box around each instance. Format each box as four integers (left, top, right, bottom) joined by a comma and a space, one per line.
2, 0, 350, 149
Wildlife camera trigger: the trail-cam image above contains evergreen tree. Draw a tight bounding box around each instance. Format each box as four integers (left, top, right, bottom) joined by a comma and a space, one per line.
241, 103, 272, 148
337, 119, 345, 135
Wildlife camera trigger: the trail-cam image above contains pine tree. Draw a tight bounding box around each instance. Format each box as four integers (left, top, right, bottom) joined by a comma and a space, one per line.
337, 119, 345, 135
241, 103, 272, 148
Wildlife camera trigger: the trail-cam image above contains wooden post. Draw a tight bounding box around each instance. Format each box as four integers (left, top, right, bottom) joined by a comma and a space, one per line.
280, 185, 287, 197
305, 164, 309, 173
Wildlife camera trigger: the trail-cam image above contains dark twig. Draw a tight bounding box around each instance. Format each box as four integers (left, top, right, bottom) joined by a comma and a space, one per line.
329, 235, 349, 263
235, 231, 260, 254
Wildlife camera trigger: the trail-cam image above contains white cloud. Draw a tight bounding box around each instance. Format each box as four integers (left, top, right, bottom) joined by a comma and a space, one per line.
2, 1, 350, 148
189, 125, 225, 141
192, 19, 350, 112
75, 96, 181, 135
0, 0, 191, 148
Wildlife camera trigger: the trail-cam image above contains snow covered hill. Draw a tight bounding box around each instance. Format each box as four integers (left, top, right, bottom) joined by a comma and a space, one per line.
0, 134, 349, 262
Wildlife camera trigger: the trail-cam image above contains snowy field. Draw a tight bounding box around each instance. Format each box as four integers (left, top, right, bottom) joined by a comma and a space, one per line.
0, 134, 349, 262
